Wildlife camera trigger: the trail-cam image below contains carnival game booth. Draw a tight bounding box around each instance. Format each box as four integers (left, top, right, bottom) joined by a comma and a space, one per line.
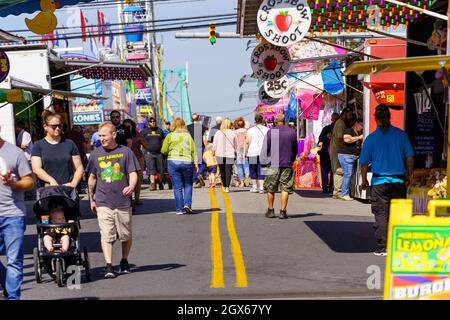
286, 41, 346, 190
346, 55, 450, 214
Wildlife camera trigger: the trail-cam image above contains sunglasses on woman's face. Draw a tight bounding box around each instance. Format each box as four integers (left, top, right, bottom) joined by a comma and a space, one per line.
47, 124, 63, 130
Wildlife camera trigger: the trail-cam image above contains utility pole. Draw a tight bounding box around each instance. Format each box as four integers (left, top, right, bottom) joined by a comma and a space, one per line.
146, 0, 159, 124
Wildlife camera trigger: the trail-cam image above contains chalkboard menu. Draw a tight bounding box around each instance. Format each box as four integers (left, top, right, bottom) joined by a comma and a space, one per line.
414, 112, 435, 156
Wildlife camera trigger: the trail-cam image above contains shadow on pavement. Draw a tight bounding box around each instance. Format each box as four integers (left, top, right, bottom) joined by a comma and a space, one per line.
287, 213, 322, 219
294, 190, 332, 199
26, 197, 185, 223
304, 221, 377, 253
87, 263, 186, 283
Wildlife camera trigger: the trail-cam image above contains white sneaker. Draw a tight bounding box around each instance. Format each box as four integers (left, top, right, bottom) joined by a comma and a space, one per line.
340, 195, 354, 201
176, 211, 185, 215
259, 189, 265, 194
250, 187, 259, 193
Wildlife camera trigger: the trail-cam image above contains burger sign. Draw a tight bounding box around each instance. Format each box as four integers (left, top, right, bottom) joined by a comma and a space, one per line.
257, 0, 312, 47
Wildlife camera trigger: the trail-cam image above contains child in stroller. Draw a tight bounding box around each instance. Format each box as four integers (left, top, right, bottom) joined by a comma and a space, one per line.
43, 205, 74, 253
33, 186, 90, 287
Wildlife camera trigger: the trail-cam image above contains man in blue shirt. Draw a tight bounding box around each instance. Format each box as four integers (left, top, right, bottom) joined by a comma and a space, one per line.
360, 104, 414, 256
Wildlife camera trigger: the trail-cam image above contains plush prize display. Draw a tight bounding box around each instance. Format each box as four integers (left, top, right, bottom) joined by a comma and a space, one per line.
409, 168, 447, 199
427, 172, 447, 199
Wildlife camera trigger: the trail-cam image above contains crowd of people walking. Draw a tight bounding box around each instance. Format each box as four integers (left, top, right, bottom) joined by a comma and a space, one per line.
0, 102, 415, 299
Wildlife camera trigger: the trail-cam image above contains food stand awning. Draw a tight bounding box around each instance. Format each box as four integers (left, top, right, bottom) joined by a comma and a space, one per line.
0, 29, 24, 43
0, 0, 97, 17
13, 85, 108, 101
0, 88, 33, 103
236, 0, 434, 36
345, 55, 450, 75
51, 58, 153, 81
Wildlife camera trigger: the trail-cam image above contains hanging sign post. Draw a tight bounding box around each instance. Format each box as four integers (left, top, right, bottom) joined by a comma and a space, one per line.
257, 0, 312, 47
251, 42, 291, 81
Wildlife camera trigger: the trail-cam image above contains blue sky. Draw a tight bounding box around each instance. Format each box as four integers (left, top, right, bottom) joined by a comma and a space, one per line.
0, 0, 257, 122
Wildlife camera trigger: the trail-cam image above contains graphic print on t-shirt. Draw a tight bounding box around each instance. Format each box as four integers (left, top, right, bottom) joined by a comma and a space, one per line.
98, 154, 125, 183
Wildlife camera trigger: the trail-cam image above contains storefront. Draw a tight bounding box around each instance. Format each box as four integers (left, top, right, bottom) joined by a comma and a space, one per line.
346, 53, 450, 212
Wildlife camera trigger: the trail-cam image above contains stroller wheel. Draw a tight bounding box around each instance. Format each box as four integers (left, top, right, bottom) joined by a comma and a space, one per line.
55, 259, 64, 287
83, 246, 91, 283
33, 248, 42, 284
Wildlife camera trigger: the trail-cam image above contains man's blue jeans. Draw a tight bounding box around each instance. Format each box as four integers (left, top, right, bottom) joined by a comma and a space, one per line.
236, 159, 250, 181
168, 160, 194, 212
338, 153, 359, 197
0, 216, 26, 300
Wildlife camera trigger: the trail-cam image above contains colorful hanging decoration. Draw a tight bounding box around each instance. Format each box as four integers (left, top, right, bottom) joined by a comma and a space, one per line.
80, 9, 87, 42
299, 90, 322, 120
101, 11, 106, 46
68, 65, 148, 81
25, 0, 60, 35
309, 0, 434, 35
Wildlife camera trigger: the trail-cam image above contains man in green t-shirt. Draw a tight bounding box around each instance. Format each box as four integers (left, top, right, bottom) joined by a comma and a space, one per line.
330, 107, 354, 199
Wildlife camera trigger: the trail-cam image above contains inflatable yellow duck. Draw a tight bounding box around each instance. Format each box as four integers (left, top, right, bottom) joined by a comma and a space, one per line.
25, 0, 60, 35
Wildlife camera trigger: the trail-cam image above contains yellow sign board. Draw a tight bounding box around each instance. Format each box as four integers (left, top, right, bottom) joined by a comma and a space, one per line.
385, 199, 450, 300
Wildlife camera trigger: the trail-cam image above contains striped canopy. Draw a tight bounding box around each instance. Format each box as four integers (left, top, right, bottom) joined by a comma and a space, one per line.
0, 0, 96, 17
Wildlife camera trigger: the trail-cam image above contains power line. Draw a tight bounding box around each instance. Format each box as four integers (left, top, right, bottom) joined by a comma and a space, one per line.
61, 0, 206, 8
18, 16, 237, 39
7, 13, 236, 34
23, 20, 237, 41
59, 0, 207, 10
7, 13, 236, 33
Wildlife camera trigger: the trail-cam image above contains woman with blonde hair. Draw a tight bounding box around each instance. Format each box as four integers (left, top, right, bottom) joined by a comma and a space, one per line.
212, 117, 237, 193
234, 117, 250, 188
31, 110, 84, 188
161, 118, 198, 214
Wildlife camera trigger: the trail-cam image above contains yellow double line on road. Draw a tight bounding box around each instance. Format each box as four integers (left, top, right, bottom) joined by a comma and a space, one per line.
209, 187, 248, 288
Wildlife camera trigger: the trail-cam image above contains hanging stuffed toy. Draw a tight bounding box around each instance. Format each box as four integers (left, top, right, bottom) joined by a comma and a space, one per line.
25, 0, 60, 35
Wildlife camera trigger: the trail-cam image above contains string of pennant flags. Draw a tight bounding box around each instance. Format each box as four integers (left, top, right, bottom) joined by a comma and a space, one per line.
30, 9, 115, 55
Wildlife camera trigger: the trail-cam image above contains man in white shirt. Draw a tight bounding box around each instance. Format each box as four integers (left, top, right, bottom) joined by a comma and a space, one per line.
246, 114, 270, 193
15, 121, 33, 161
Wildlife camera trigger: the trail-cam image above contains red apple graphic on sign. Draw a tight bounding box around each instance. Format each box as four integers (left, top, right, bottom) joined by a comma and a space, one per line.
275, 11, 292, 32
264, 55, 277, 71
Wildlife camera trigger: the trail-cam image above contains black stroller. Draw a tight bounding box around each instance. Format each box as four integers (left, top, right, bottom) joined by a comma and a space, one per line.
33, 186, 91, 287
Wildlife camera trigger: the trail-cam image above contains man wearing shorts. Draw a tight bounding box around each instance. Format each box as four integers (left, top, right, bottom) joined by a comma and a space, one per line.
87, 122, 139, 278
261, 114, 298, 219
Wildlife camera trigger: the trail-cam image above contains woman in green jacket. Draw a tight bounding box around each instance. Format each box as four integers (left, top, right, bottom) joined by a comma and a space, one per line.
161, 118, 198, 215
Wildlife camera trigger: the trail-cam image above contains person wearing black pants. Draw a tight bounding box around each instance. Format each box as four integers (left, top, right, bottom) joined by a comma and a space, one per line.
318, 113, 339, 194
212, 118, 237, 193
370, 181, 407, 251
360, 104, 414, 256
216, 157, 234, 190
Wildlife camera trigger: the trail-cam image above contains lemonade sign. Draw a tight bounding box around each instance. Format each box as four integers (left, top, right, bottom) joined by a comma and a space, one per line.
385, 199, 450, 300
392, 228, 450, 274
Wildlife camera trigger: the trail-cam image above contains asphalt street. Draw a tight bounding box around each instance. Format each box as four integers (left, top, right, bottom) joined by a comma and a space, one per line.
6, 185, 385, 300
